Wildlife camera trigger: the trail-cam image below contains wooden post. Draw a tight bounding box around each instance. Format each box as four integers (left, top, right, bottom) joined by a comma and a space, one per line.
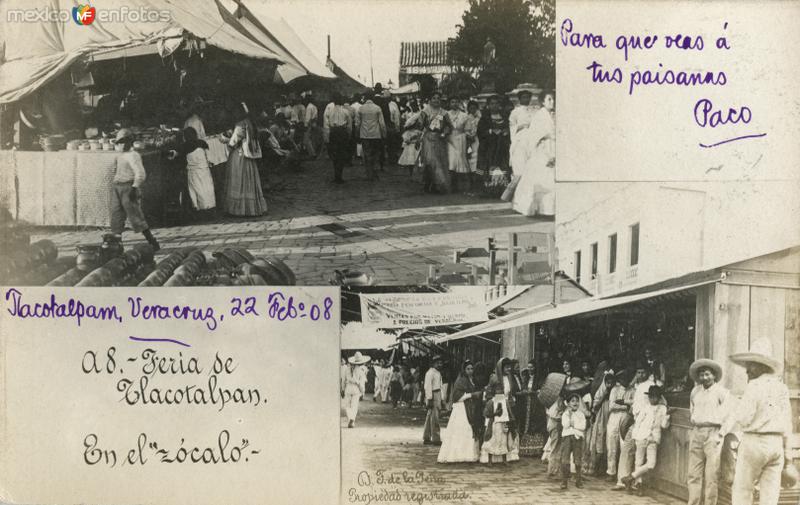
470, 265, 478, 285
508, 233, 517, 285
489, 250, 497, 285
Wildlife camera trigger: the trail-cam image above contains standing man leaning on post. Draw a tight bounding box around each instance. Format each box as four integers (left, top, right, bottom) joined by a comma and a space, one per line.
686, 358, 730, 505
423, 355, 444, 446
721, 338, 795, 505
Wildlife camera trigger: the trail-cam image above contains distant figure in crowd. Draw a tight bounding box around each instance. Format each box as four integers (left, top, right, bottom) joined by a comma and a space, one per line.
465, 100, 481, 182
513, 90, 555, 217
418, 92, 452, 194
110, 128, 160, 251
423, 355, 445, 446
167, 126, 216, 217
389, 366, 404, 408
356, 93, 386, 181
606, 370, 629, 482
342, 352, 370, 428
614, 363, 653, 491
349, 95, 364, 162
644, 347, 667, 386
686, 358, 729, 505
183, 98, 207, 140
508, 89, 536, 174
476, 95, 510, 195
446, 96, 471, 193
584, 371, 615, 475
723, 338, 794, 505
481, 358, 519, 464
387, 91, 402, 163
398, 100, 422, 176
622, 385, 670, 495
224, 102, 267, 216
438, 360, 483, 463
303, 95, 320, 158
560, 392, 587, 489
323, 93, 353, 184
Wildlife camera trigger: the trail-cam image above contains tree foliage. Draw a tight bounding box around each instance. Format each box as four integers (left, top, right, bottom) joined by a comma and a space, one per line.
448, 0, 555, 93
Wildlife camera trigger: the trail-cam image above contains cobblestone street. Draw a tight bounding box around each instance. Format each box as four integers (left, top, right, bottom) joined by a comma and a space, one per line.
31, 158, 552, 285
341, 396, 683, 505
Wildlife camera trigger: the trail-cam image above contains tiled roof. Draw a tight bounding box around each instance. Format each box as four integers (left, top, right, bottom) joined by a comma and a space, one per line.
399, 40, 450, 67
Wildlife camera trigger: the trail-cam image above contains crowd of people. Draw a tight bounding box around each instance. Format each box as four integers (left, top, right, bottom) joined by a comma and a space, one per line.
342, 337, 797, 504
109, 82, 556, 250
315, 85, 556, 218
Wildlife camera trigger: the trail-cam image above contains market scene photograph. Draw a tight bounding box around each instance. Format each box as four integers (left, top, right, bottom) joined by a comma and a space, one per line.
338, 165, 799, 503
0, 0, 556, 287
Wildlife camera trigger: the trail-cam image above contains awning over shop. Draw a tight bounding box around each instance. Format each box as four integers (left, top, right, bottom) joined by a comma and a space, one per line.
389, 81, 420, 95
436, 278, 719, 343
0, 0, 284, 103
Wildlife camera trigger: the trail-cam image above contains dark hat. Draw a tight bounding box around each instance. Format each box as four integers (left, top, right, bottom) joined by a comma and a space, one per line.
646, 385, 663, 397
563, 378, 591, 395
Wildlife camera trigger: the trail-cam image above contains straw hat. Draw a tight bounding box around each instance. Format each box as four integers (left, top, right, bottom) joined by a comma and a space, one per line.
689, 358, 723, 382
563, 378, 591, 396
729, 337, 781, 373
348, 352, 371, 365
782, 462, 799, 489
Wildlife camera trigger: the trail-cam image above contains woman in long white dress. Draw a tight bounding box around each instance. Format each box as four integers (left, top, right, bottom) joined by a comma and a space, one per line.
446, 97, 471, 193
438, 360, 483, 463
513, 91, 556, 217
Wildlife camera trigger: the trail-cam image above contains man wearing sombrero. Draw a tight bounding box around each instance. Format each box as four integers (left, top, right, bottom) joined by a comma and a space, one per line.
721, 338, 794, 505
342, 352, 370, 428
686, 358, 730, 505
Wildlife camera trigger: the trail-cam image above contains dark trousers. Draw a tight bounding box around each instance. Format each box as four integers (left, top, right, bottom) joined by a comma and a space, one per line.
328, 127, 350, 181
361, 138, 383, 179
561, 435, 584, 478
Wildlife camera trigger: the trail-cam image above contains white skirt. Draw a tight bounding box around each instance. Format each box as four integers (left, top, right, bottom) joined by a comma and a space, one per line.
437, 402, 479, 463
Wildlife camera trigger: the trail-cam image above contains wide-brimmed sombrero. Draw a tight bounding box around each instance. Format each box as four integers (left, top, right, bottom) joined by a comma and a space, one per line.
729, 337, 781, 373
347, 351, 371, 365
689, 359, 723, 382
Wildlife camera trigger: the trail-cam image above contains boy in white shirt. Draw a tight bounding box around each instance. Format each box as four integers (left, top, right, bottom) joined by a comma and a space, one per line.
560, 393, 587, 490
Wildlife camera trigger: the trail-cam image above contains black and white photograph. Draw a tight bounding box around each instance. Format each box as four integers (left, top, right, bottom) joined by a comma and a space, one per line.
1, 0, 799, 505
0, 0, 556, 287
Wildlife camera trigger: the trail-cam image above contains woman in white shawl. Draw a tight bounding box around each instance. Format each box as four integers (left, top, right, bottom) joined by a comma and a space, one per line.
512, 91, 555, 217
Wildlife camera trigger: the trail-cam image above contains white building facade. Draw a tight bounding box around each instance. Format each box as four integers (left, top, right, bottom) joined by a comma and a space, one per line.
556, 181, 800, 296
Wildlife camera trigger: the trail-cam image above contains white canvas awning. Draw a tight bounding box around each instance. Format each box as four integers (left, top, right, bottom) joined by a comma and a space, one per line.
435, 279, 719, 343
0, 0, 284, 103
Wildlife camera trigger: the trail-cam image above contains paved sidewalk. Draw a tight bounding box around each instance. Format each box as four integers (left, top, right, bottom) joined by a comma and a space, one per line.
341, 397, 683, 505
31, 158, 552, 285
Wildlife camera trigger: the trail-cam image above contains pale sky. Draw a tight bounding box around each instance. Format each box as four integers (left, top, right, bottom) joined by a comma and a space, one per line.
243, 0, 469, 86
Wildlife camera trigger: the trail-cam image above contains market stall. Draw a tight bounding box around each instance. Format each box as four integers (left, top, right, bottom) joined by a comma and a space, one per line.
436, 246, 800, 501
0, 0, 285, 227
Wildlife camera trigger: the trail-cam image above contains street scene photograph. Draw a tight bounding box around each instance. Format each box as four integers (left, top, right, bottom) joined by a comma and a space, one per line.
0, 0, 556, 287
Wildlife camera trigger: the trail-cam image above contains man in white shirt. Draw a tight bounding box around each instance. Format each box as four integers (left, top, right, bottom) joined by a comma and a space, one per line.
722, 338, 794, 505
323, 93, 353, 183
687, 358, 730, 505
342, 352, 369, 428
303, 95, 320, 158
423, 356, 444, 445
355, 96, 386, 181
